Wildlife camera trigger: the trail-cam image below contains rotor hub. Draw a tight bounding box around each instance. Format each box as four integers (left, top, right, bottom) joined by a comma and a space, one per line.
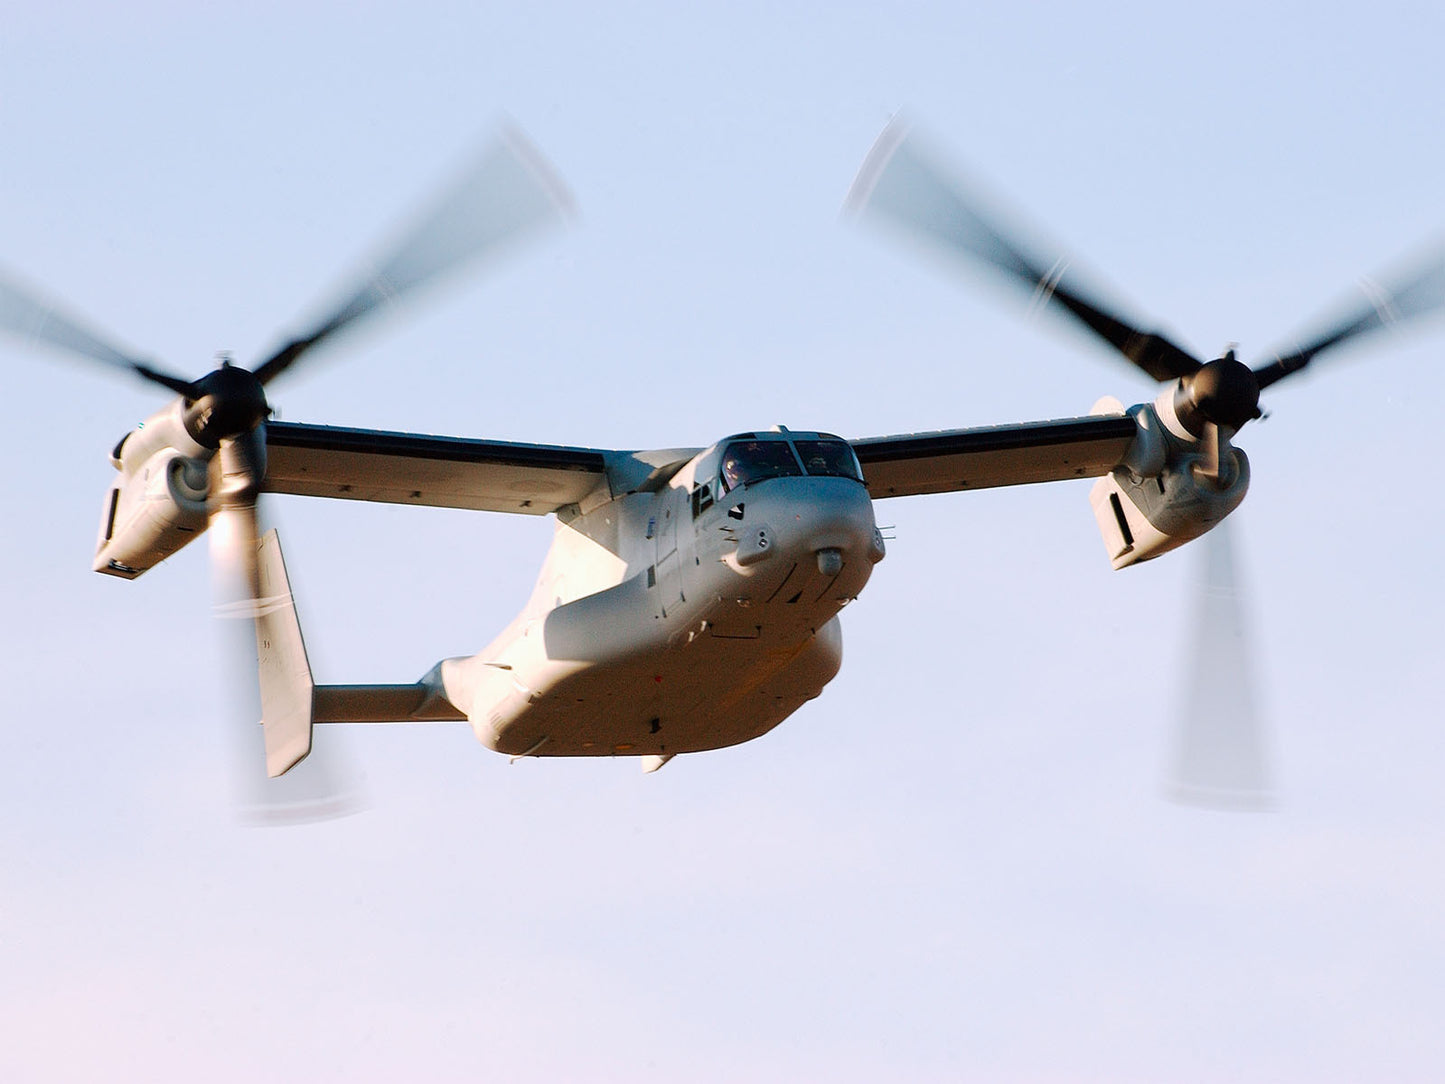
1174, 351, 1261, 435
182, 363, 270, 447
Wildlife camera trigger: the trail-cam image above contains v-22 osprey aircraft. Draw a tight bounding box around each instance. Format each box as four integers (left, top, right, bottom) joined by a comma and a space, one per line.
5, 119, 1442, 813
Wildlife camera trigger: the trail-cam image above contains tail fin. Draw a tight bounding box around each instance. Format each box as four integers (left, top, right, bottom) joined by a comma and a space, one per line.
253, 529, 467, 779
255, 529, 316, 777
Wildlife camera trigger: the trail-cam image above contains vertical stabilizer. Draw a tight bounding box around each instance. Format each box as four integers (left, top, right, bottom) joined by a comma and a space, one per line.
255, 530, 316, 777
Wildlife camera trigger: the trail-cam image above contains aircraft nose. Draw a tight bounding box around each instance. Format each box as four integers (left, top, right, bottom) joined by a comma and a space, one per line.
728, 478, 882, 573
799, 483, 882, 563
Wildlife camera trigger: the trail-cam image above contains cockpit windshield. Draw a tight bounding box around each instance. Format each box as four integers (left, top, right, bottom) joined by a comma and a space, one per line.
720, 440, 802, 490
794, 438, 862, 481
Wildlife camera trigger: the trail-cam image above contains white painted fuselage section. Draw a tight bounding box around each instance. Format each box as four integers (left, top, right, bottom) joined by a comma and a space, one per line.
438, 445, 884, 758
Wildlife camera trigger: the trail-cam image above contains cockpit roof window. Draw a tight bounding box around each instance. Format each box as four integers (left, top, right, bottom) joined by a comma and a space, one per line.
720, 440, 802, 490
794, 438, 862, 481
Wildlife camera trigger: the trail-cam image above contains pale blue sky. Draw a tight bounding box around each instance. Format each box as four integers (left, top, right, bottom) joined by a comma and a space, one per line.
3, 3, 1443, 1080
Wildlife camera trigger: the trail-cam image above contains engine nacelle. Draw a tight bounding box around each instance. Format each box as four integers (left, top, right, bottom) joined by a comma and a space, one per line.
94, 400, 215, 578
1089, 402, 1250, 570
94, 450, 212, 578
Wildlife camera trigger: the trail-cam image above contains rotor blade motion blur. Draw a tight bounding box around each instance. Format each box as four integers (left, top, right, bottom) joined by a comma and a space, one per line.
253, 127, 574, 385
0, 271, 197, 395
1166, 522, 1273, 810
846, 118, 1203, 382
1255, 241, 1445, 389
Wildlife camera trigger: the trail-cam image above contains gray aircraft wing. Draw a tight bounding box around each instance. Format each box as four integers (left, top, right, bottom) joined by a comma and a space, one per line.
850, 414, 1138, 498
264, 421, 697, 515
263, 415, 1138, 512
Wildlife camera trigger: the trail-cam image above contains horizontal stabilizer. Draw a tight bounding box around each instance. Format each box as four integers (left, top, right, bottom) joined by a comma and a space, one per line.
313, 683, 466, 723
256, 535, 464, 776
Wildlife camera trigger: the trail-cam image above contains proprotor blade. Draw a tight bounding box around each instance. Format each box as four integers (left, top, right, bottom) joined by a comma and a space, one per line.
0, 270, 197, 395
846, 118, 1204, 383
252, 126, 574, 386
1166, 522, 1273, 810
210, 438, 358, 824
1255, 240, 1445, 389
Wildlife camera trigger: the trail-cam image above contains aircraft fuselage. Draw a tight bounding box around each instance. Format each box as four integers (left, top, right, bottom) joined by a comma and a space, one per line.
439, 431, 885, 759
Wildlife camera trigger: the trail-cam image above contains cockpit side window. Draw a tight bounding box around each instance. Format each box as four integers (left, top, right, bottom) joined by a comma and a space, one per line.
794, 439, 863, 481
691, 482, 714, 518
719, 440, 803, 491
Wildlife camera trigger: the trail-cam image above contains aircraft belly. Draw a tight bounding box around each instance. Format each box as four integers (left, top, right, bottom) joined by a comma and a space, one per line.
487, 539, 853, 756
492, 616, 844, 756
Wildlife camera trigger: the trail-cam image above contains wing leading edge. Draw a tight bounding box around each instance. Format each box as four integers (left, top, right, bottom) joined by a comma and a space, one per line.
264, 421, 620, 514
851, 414, 1138, 498
264, 414, 1139, 513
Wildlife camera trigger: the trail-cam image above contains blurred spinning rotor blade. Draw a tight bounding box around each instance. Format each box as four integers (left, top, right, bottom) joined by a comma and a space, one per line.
253, 127, 574, 385
1166, 522, 1273, 811
1254, 241, 1445, 389
846, 118, 1203, 382
211, 442, 358, 824
0, 271, 197, 395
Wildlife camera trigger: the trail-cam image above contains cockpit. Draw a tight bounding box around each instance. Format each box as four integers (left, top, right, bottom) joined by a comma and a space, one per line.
720, 440, 800, 490
689, 431, 863, 519
718, 434, 862, 491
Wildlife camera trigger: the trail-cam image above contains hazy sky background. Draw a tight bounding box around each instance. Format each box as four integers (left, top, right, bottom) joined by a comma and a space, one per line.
3, 2, 1443, 1080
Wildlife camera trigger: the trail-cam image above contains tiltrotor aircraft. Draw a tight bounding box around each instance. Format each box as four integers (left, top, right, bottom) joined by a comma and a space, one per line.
4, 120, 1442, 818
